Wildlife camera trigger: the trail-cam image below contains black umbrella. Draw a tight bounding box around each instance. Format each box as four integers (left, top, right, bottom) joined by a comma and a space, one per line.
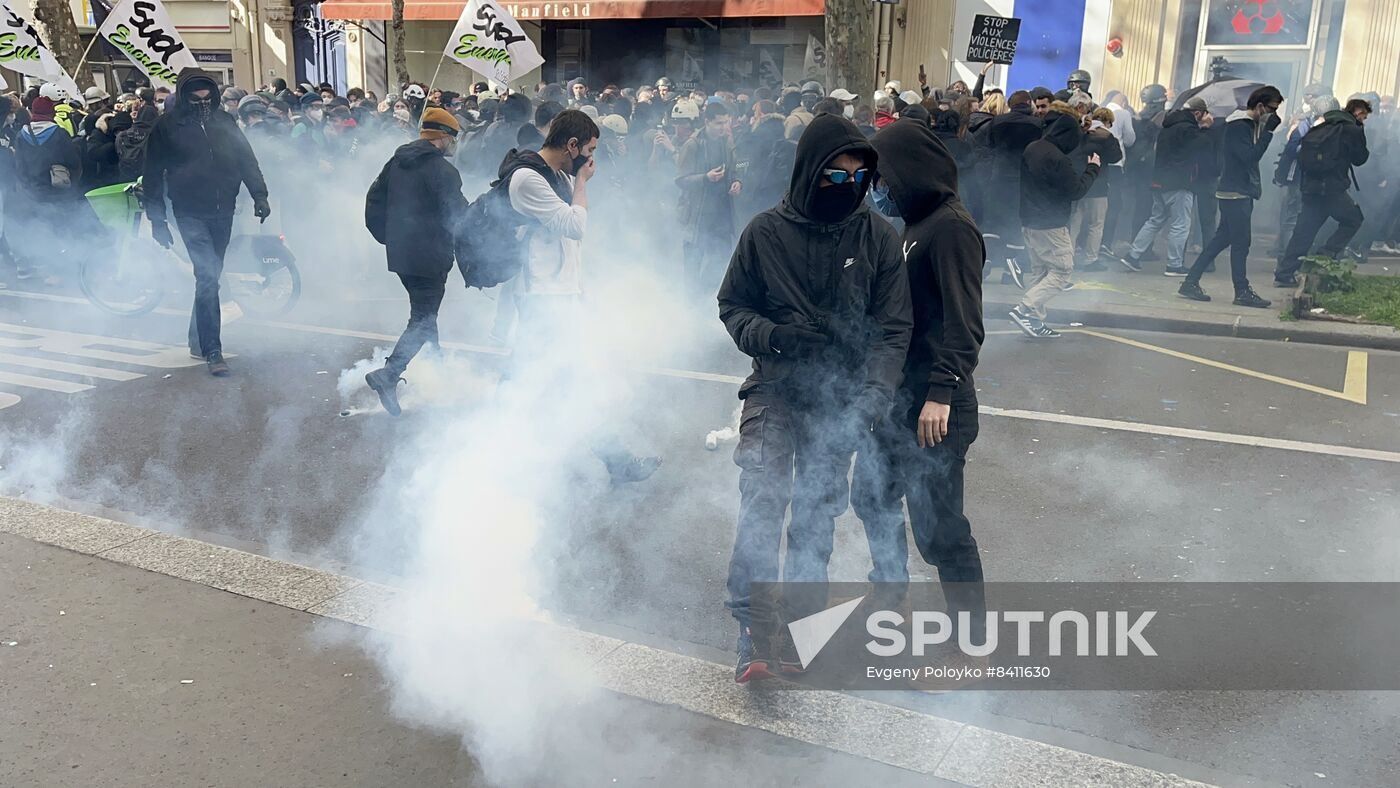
1172, 78, 1265, 116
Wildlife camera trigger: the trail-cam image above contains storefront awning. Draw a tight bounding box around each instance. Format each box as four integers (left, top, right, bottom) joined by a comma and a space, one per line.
320, 0, 824, 22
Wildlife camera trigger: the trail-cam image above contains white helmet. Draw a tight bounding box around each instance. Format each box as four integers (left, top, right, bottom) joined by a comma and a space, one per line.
402, 84, 426, 100
39, 82, 70, 103
670, 98, 700, 121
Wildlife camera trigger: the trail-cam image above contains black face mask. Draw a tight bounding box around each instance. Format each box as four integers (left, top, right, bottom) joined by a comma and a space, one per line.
190, 97, 214, 121
571, 152, 590, 175
809, 182, 861, 224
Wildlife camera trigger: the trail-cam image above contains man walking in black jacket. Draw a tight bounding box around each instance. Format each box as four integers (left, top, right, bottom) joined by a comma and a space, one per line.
976, 90, 1043, 287
1274, 98, 1373, 286
855, 118, 986, 631
1178, 87, 1283, 307
144, 68, 271, 377
1123, 98, 1213, 275
1009, 109, 1100, 338
717, 114, 912, 683
362, 108, 470, 415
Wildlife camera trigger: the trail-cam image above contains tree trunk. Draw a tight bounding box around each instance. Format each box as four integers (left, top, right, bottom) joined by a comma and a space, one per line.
391, 0, 410, 88
32, 0, 93, 90
824, 0, 876, 103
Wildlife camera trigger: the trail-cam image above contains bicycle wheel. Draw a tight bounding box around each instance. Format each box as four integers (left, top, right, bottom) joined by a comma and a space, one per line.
78, 236, 168, 317
223, 235, 301, 317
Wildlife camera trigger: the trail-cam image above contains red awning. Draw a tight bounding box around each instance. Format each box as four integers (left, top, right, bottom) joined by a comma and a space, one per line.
321, 0, 824, 22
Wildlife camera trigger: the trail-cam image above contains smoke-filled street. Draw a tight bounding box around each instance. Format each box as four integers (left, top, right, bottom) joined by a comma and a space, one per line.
7, 0, 1400, 785
3, 282, 1398, 786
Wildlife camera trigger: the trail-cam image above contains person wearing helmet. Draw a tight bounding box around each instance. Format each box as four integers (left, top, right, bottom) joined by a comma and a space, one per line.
402, 83, 427, 124
1124, 84, 1170, 248
784, 83, 821, 138
143, 67, 271, 377
655, 77, 677, 107
81, 87, 112, 137
676, 100, 741, 299
717, 113, 912, 683
1067, 69, 1092, 96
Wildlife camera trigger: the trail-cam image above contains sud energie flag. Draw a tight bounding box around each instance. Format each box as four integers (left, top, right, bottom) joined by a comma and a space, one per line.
97, 0, 197, 90
445, 0, 544, 85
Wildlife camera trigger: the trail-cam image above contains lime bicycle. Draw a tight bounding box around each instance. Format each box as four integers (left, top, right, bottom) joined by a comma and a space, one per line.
80, 181, 301, 318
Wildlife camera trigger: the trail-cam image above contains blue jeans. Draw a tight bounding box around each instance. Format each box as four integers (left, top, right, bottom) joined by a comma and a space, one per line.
1130, 189, 1196, 269
180, 215, 234, 358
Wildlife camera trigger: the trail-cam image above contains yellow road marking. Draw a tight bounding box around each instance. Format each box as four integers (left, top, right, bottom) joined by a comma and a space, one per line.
1070, 328, 1369, 405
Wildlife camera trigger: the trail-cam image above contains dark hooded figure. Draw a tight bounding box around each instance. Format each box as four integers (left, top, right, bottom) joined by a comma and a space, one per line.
976, 90, 1044, 285
855, 118, 987, 636
116, 105, 158, 181
82, 109, 133, 189
1008, 110, 1099, 338
717, 113, 913, 684
143, 67, 271, 376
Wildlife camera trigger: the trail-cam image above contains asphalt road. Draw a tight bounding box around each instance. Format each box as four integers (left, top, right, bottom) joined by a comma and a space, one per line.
3, 278, 1399, 787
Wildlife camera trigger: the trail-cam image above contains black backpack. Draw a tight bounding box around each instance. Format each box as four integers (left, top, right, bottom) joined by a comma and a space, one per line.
1297, 120, 1346, 180
455, 149, 569, 289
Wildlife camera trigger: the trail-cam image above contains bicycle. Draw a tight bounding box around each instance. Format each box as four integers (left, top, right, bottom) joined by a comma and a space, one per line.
80, 181, 302, 318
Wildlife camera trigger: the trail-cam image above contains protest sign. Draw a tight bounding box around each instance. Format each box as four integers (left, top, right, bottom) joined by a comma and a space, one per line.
966, 14, 1021, 65
97, 0, 198, 90
445, 0, 544, 85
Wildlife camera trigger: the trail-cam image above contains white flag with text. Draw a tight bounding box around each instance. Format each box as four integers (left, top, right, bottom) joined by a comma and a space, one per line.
97, 0, 198, 90
444, 0, 544, 85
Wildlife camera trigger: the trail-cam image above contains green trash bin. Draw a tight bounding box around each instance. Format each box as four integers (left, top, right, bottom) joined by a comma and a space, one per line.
85, 182, 140, 232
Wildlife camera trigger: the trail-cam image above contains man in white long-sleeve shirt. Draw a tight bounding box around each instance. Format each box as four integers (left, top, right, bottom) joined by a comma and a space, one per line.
504, 109, 661, 484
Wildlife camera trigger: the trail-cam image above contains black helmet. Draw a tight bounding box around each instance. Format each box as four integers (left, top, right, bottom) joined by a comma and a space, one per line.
1067, 69, 1092, 89
1140, 83, 1167, 104
655, 77, 673, 89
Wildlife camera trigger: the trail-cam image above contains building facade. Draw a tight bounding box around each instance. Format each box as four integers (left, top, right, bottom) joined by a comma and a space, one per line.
5, 0, 1397, 104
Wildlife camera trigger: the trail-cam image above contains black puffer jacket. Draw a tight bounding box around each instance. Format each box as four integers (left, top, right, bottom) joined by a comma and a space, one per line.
718, 114, 912, 415
1151, 110, 1209, 191
83, 112, 133, 189
978, 103, 1043, 190
365, 138, 472, 278
143, 68, 268, 222
1019, 111, 1098, 229
870, 118, 984, 406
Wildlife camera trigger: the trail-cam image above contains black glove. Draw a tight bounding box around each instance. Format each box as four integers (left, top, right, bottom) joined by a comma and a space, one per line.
770, 323, 830, 357
1264, 112, 1282, 133
253, 196, 272, 223
151, 220, 173, 249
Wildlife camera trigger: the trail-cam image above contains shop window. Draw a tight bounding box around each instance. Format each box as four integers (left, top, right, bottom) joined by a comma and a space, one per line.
1204, 0, 1313, 47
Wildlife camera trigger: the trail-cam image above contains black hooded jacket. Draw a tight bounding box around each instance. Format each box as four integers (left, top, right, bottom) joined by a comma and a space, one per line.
1151, 109, 1209, 191
717, 114, 913, 415
1020, 111, 1098, 229
870, 119, 984, 406
365, 138, 471, 278
143, 68, 268, 222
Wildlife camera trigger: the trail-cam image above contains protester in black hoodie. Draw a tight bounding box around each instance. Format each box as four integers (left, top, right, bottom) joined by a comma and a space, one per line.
717, 114, 912, 684
854, 118, 987, 632
362, 108, 469, 415
144, 68, 270, 377
1179, 87, 1283, 307
1009, 110, 1099, 338
1124, 98, 1213, 274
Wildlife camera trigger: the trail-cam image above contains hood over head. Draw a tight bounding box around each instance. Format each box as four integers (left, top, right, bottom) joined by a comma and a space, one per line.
175, 68, 220, 107
1163, 108, 1198, 128
1041, 110, 1083, 154
900, 104, 931, 126
870, 117, 959, 223
786, 113, 877, 223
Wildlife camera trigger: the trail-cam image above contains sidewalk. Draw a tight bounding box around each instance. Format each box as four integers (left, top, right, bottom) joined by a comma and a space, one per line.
0, 530, 947, 788
984, 253, 1400, 350
0, 498, 1237, 788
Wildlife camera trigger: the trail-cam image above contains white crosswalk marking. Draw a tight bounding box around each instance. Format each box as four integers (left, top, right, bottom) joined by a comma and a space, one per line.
0, 352, 144, 381
0, 323, 204, 410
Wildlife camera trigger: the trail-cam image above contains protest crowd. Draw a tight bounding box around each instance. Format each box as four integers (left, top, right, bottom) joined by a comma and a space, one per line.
2, 1, 1399, 683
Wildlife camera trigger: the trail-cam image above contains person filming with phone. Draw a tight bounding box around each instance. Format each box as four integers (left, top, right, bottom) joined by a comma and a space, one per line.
677, 101, 742, 300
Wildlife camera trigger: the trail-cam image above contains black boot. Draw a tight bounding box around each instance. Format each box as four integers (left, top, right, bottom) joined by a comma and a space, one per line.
1178, 280, 1211, 302
365, 368, 404, 416
1233, 287, 1272, 308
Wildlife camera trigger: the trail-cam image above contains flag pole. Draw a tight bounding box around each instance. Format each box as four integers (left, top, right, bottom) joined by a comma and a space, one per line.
72, 31, 103, 79
426, 54, 447, 95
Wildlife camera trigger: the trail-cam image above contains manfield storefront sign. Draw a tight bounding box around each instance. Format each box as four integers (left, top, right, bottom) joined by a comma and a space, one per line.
321, 0, 823, 21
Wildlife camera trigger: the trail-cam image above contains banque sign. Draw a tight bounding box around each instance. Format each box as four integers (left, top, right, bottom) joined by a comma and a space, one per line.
98, 0, 197, 89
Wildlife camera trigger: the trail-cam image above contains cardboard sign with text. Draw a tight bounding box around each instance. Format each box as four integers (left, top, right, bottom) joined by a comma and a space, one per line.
966, 14, 1021, 65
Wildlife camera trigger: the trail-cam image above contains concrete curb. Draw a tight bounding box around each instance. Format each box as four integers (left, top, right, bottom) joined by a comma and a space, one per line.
984, 297, 1400, 350
1, 495, 1284, 788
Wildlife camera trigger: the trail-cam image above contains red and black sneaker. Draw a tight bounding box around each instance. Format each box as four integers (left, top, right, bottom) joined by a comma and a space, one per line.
777, 627, 807, 675
735, 626, 776, 684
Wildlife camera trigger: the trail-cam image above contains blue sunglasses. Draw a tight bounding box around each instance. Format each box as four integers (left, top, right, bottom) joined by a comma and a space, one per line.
822, 167, 870, 185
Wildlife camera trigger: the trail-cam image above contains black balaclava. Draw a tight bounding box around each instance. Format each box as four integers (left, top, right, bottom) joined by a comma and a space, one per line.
788, 114, 877, 225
